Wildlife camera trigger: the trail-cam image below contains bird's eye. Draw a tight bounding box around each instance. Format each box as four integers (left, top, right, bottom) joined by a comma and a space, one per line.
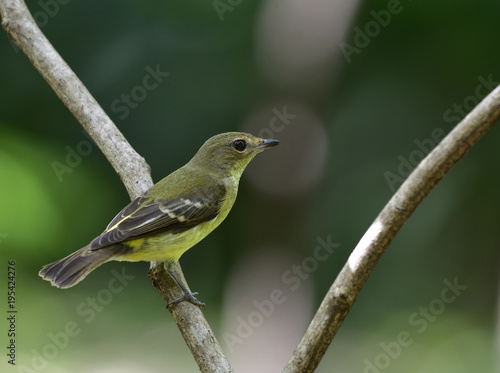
232, 139, 246, 152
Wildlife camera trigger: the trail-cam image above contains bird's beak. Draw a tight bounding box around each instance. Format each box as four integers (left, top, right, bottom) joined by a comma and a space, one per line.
258, 138, 280, 149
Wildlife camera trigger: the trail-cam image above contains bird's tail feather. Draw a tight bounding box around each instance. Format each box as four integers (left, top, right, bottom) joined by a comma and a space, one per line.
39, 245, 118, 289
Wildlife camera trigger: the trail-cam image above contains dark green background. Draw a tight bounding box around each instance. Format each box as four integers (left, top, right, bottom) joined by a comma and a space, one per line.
1, 0, 499, 372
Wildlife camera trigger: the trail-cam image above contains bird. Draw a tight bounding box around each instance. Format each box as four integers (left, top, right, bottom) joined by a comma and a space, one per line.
39, 132, 279, 306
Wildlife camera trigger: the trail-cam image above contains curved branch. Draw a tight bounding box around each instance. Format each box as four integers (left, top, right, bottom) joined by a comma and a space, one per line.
283, 84, 500, 372
0, 1, 233, 372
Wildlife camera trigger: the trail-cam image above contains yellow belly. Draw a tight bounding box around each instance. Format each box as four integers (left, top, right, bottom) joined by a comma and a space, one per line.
116, 177, 238, 263
116, 217, 216, 262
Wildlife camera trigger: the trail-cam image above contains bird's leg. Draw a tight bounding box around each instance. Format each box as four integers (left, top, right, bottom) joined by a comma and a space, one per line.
165, 264, 206, 309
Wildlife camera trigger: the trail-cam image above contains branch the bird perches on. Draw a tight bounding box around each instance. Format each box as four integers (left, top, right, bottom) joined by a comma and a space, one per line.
2, 1, 499, 372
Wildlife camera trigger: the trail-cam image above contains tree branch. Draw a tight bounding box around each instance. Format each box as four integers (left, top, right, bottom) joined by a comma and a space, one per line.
283, 84, 500, 372
5, 1, 499, 372
1, 0, 151, 199
0, 1, 234, 372
149, 262, 234, 373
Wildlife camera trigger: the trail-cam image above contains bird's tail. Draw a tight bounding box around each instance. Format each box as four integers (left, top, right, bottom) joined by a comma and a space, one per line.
39, 245, 118, 289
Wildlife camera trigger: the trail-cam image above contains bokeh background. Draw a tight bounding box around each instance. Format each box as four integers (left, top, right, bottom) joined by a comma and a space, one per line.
1, 0, 500, 372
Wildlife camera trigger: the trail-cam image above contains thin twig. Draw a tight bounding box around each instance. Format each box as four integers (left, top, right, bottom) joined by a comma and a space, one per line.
283, 84, 500, 372
0, 1, 234, 372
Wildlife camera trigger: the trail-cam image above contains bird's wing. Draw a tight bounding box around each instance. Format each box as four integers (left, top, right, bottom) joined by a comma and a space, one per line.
89, 180, 226, 251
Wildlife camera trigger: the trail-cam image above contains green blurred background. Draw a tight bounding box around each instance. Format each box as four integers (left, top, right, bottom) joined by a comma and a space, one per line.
1, 0, 500, 372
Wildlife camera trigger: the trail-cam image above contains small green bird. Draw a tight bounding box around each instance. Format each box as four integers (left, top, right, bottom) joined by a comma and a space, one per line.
39, 132, 279, 305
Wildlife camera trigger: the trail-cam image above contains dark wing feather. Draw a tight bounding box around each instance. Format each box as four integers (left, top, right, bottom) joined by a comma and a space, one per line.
89, 180, 226, 251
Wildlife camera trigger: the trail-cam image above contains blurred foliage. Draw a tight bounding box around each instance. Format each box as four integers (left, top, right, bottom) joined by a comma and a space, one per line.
1, 0, 500, 372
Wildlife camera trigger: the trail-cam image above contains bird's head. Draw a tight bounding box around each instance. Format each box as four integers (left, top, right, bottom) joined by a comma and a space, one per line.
189, 132, 280, 177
